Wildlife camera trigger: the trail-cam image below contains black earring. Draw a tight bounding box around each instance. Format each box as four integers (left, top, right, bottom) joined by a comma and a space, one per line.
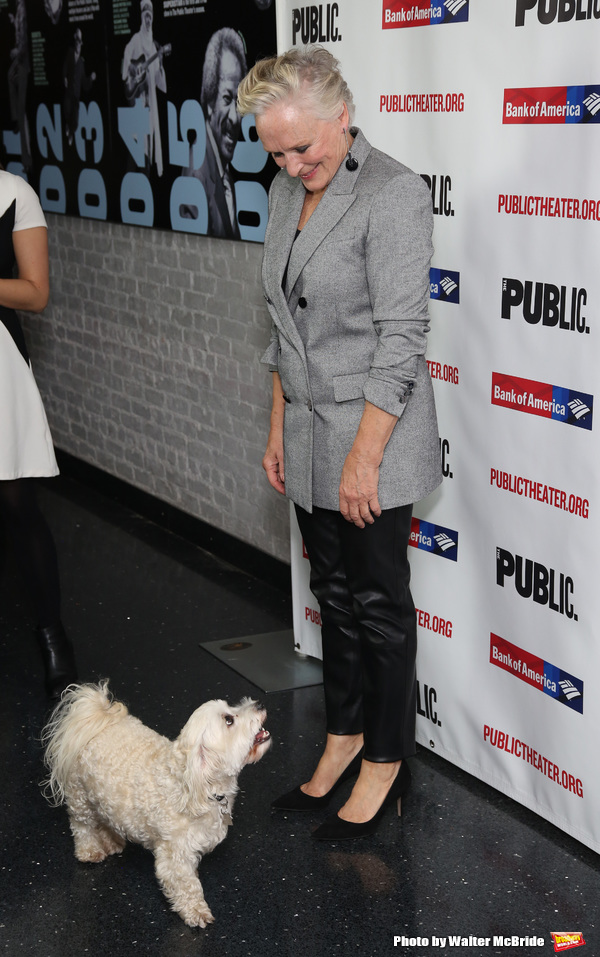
343, 128, 359, 171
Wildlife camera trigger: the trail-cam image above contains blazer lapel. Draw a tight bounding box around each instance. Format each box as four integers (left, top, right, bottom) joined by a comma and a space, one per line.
263, 130, 372, 343
284, 129, 371, 297
262, 176, 305, 347
266, 177, 304, 291
285, 193, 355, 299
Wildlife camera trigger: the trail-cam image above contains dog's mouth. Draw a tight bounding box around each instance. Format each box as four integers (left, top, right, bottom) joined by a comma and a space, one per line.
245, 725, 271, 764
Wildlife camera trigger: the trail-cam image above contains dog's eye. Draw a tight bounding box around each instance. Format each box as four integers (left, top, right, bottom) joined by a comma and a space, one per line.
223, 714, 235, 726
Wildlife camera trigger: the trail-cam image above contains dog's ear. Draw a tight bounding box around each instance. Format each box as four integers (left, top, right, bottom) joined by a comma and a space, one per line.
195, 742, 206, 766
172, 729, 211, 814
185, 742, 207, 805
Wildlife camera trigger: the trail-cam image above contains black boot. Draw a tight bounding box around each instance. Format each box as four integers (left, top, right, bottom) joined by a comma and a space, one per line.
36, 624, 78, 702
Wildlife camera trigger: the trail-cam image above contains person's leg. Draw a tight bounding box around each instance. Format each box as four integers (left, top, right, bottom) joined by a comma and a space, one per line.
0, 478, 61, 626
0, 478, 77, 698
293, 505, 364, 796
340, 503, 416, 761
335, 504, 416, 822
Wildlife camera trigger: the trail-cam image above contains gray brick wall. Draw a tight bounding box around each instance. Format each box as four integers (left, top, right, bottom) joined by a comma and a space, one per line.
22, 215, 290, 565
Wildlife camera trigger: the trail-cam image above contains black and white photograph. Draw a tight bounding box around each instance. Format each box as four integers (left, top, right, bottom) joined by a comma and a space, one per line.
0, 0, 277, 237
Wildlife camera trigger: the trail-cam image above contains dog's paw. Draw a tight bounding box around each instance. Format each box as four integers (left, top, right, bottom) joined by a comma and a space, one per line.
99, 832, 126, 857
181, 899, 215, 928
73, 827, 124, 863
75, 846, 108, 863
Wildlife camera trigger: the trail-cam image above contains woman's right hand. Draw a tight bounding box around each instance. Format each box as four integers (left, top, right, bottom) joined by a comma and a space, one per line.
263, 371, 286, 494
262, 434, 285, 494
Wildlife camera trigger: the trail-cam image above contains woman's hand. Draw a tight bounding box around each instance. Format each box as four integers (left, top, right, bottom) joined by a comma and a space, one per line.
263, 434, 285, 494
339, 449, 381, 527
339, 401, 398, 527
263, 371, 286, 494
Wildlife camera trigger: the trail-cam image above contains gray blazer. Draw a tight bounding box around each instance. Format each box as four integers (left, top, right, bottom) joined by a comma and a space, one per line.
261, 129, 443, 514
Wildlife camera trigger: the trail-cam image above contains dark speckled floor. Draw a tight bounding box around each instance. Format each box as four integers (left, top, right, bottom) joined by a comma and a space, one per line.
1, 476, 598, 957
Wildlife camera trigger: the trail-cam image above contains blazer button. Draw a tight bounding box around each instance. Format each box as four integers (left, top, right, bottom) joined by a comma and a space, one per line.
298, 297, 307, 308
264, 293, 272, 305
307, 401, 313, 411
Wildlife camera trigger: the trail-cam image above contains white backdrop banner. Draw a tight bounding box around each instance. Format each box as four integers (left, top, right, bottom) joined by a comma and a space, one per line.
275, 0, 600, 852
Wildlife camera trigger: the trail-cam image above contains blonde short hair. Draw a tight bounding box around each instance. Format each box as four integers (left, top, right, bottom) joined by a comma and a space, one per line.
237, 45, 355, 124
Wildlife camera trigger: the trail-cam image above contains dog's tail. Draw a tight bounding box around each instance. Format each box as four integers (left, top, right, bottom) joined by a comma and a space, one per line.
41, 680, 128, 806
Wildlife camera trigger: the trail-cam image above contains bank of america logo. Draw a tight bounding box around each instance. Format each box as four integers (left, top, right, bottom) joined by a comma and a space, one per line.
445, 0, 467, 13
440, 277, 457, 295
430, 267, 460, 304
568, 398, 591, 420
491, 372, 593, 431
584, 92, 600, 115
559, 679, 582, 701
490, 633, 584, 714
434, 532, 456, 552
383, 0, 469, 29
504, 84, 600, 125
410, 517, 458, 561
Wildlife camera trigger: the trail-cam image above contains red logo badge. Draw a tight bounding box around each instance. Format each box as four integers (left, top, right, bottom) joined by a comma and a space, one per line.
551, 932, 586, 953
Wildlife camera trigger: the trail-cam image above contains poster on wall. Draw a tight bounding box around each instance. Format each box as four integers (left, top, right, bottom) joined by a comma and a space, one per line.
0, 0, 277, 240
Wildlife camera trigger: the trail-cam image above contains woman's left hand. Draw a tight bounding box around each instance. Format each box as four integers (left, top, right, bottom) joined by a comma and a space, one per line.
339, 449, 382, 528
339, 401, 399, 528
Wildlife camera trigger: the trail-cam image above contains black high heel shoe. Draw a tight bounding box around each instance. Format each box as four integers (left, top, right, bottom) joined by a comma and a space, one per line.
271, 747, 364, 811
312, 760, 411, 840
36, 623, 78, 702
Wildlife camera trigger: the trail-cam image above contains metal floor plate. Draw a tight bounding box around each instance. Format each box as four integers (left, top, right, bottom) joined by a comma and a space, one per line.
200, 629, 323, 693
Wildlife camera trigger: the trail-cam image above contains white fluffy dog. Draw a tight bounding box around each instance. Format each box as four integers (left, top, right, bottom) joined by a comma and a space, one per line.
42, 681, 270, 927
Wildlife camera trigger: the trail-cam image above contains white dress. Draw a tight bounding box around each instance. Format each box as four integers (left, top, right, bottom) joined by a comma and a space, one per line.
0, 170, 59, 479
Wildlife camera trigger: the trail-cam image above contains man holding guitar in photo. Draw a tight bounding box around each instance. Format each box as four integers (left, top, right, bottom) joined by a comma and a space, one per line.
122, 0, 169, 177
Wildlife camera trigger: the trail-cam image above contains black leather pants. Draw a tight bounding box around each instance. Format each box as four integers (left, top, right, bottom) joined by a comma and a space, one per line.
295, 503, 417, 762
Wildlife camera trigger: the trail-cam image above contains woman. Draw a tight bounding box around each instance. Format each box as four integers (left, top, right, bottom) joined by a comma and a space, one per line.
237, 47, 442, 840
0, 167, 78, 701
